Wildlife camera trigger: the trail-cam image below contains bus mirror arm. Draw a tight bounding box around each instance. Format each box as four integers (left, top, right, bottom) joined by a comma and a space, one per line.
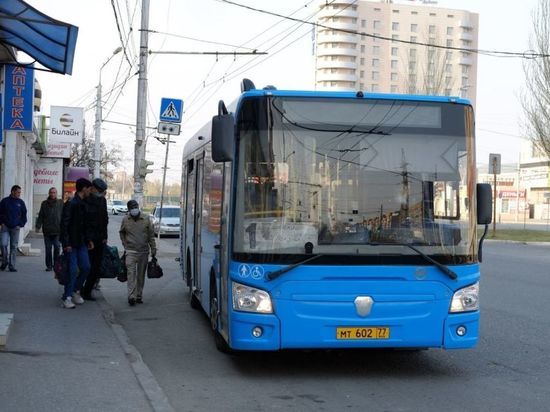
478, 224, 488, 263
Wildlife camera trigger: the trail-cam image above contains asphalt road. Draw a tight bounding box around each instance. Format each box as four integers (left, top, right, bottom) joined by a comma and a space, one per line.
103, 215, 550, 412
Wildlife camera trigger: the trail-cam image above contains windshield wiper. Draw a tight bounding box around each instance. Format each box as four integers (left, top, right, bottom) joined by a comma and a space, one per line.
266, 242, 323, 281
367, 242, 457, 280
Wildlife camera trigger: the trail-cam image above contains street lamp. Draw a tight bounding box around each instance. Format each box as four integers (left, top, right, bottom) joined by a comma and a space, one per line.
94, 46, 123, 178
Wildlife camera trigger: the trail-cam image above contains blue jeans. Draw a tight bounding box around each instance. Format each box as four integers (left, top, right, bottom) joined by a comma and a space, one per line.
44, 234, 60, 270
1, 226, 20, 269
63, 245, 91, 300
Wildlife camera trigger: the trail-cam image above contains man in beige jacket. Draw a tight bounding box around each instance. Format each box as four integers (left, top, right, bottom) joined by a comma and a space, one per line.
119, 199, 157, 306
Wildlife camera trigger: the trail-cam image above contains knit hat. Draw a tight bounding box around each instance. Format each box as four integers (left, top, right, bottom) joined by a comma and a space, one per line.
92, 178, 108, 193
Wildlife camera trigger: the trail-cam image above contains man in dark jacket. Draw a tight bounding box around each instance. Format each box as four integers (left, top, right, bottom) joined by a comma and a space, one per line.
60, 178, 93, 309
81, 178, 109, 301
0, 185, 28, 272
36, 187, 64, 271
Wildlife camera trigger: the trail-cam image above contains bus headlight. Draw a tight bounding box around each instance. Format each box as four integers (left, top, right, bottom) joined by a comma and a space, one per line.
450, 282, 479, 313
232, 282, 273, 314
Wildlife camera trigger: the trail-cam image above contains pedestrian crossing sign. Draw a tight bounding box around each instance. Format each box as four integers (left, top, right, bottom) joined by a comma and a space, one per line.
159, 98, 183, 123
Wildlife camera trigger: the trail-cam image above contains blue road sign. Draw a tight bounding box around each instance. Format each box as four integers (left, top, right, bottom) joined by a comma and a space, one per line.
159, 98, 183, 123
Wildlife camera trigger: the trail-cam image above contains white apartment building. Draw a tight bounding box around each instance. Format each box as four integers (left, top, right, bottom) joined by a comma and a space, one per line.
314, 0, 479, 104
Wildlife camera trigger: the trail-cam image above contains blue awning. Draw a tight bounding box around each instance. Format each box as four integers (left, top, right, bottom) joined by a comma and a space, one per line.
0, 0, 78, 74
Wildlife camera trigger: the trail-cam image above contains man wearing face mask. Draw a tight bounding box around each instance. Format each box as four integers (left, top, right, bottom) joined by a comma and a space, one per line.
81, 178, 109, 301
119, 199, 156, 306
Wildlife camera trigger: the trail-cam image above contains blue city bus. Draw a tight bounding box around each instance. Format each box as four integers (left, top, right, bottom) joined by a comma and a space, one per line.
180, 79, 492, 352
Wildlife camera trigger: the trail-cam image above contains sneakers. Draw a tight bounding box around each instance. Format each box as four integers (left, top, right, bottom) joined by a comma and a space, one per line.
128, 298, 136, 306
0, 263, 7, 271
62, 297, 76, 309
72, 292, 85, 305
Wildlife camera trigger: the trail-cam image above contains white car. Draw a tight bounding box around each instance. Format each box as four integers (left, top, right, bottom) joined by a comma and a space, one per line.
151, 205, 180, 237
108, 199, 128, 215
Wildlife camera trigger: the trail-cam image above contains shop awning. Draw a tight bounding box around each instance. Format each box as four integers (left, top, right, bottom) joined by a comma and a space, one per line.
0, 0, 78, 74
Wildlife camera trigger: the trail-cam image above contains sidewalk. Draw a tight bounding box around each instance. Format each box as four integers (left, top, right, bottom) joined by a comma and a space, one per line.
0, 237, 168, 412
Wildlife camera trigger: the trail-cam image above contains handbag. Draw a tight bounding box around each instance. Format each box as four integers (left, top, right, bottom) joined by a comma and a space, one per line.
117, 252, 128, 283
53, 254, 70, 285
147, 256, 163, 279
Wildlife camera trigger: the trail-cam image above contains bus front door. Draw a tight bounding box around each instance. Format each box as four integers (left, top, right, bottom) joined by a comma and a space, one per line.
193, 157, 204, 297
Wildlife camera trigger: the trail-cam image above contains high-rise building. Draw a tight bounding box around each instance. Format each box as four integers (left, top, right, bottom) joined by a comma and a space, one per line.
314, 0, 479, 103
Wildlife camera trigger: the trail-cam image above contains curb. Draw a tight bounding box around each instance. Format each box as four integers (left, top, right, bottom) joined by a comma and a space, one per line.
97, 296, 175, 412
0, 313, 14, 347
485, 239, 550, 246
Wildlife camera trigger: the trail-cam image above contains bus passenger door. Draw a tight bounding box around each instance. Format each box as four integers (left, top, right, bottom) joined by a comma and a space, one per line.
193, 156, 204, 296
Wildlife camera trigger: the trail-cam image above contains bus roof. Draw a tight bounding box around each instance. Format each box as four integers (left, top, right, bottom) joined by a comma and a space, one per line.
240, 89, 471, 106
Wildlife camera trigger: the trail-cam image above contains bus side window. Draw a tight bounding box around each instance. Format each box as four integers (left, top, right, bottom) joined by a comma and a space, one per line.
188, 158, 194, 174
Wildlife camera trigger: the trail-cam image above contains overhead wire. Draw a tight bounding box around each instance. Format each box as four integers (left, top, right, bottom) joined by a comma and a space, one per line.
217, 0, 550, 59
111, 0, 135, 67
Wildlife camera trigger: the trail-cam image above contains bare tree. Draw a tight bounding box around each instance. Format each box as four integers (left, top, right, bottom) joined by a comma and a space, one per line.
522, 0, 550, 157
70, 135, 124, 180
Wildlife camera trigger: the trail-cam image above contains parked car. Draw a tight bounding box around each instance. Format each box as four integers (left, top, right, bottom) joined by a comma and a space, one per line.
151, 205, 180, 237
108, 199, 128, 215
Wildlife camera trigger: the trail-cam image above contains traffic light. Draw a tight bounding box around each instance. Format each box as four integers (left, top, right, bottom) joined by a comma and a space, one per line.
139, 159, 154, 177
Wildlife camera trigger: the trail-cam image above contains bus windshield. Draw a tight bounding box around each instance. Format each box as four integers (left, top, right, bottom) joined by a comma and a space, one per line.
234, 96, 476, 264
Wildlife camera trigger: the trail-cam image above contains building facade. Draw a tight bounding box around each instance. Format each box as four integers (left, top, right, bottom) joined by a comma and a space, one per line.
314, 0, 479, 104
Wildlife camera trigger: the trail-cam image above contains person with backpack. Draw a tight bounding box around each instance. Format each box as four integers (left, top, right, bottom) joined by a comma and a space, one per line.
35, 187, 64, 271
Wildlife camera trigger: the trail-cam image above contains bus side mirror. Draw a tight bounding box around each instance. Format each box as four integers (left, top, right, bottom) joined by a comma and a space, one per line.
477, 183, 492, 225
211, 113, 235, 162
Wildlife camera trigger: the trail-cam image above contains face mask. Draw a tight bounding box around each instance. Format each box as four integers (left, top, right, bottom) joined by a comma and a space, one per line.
129, 208, 140, 217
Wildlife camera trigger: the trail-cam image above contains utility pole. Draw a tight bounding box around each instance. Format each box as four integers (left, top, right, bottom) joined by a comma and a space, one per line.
133, 0, 150, 204
94, 82, 102, 178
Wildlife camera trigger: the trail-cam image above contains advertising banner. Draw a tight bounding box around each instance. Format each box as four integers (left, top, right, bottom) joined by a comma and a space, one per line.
34, 158, 64, 195
49, 106, 84, 144
43, 142, 72, 158
3, 64, 34, 132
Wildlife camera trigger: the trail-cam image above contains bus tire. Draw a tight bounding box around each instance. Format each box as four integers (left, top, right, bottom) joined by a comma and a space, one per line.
210, 271, 231, 353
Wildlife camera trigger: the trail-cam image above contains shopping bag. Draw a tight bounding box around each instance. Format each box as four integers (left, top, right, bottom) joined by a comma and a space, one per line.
147, 256, 163, 279
53, 254, 70, 285
101, 245, 124, 278
117, 252, 128, 283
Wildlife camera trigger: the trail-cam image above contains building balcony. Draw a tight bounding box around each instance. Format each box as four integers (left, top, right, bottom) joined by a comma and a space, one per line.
459, 19, 474, 29
318, 20, 358, 31
460, 55, 474, 66
317, 47, 358, 57
318, 7, 358, 19
459, 31, 474, 42
316, 59, 357, 70
317, 72, 357, 82
317, 32, 359, 45
316, 82, 357, 92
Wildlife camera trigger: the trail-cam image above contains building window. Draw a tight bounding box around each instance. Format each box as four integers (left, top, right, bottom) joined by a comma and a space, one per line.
410, 36, 417, 43
429, 37, 436, 45
361, 19, 366, 28
373, 33, 380, 42
409, 73, 417, 83
445, 88, 452, 96
361, 45, 365, 53
409, 61, 416, 71
462, 65, 469, 75
447, 39, 453, 47
391, 59, 398, 69
391, 72, 398, 81
359, 82, 364, 90
445, 64, 452, 73
447, 27, 454, 36
411, 23, 418, 32
391, 85, 398, 93
372, 46, 380, 55
448, 14, 454, 18
392, 22, 399, 31
360, 57, 365, 65
391, 47, 398, 56
372, 59, 380, 68
429, 13, 436, 17
373, 20, 381, 30
445, 76, 452, 85
371, 84, 379, 92
462, 76, 468, 86
372, 71, 379, 81
360, 70, 364, 78
374, 8, 381, 12
428, 49, 435, 60
429, 25, 436, 34
392, 9, 399, 14
446, 51, 453, 60
392, 34, 399, 42
410, 49, 417, 58
411, 11, 418, 15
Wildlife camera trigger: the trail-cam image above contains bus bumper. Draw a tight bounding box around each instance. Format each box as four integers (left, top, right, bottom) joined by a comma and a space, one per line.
229, 311, 280, 351
443, 311, 479, 349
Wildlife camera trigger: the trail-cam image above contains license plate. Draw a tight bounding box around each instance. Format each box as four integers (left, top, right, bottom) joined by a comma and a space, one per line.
336, 327, 390, 340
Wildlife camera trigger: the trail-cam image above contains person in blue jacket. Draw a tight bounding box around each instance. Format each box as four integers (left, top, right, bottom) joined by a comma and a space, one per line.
0, 185, 28, 272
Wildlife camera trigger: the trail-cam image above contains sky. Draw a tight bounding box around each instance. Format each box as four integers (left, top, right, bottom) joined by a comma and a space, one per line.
26, 0, 540, 184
